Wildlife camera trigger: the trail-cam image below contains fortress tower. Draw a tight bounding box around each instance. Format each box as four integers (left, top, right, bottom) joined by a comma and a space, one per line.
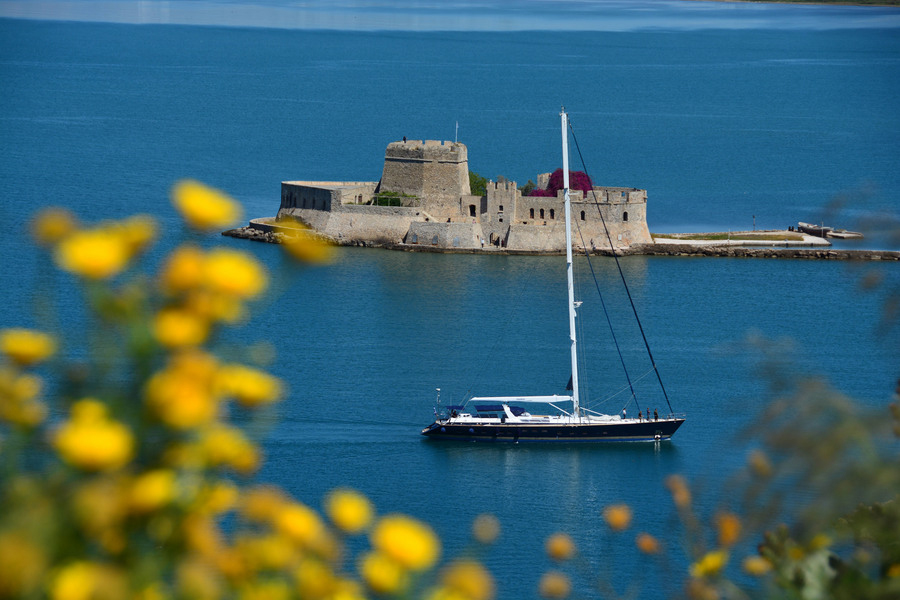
377, 140, 470, 210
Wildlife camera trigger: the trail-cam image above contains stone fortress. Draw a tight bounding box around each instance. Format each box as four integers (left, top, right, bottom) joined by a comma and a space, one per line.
275, 138, 652, 252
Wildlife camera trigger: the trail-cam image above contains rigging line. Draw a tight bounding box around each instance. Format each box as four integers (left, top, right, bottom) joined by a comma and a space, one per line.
567, 117, 675, 415
588, 366, 657, 408
571, 201, 640, 413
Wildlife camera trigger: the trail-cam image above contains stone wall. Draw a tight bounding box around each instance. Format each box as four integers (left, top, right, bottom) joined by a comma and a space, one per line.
278, 204, 424, 246
379, 140, 470, 211
281, 181, 378, 212
405, 221, 482, 249
506, 221, 568, 252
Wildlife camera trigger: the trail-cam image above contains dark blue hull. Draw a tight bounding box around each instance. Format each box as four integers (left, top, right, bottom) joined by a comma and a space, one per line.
421, 418, 685, 442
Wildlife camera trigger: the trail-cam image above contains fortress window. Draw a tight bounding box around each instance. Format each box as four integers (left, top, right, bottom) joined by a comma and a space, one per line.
540, 208, 545, 219
549, 209, 555, 220
499, 205, 504, 212
411, 234, 418, 244
580, 211, 586, 221
469, 205, 476, 217
530, 208, 535, 219
623, 211, 629, 222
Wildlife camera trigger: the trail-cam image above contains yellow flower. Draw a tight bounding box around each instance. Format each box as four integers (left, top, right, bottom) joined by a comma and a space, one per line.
666, 474, 692, 509
171, 179, 242, 230
808, 533, 831, 551
55, 227, 131, 280
176, 556, 222, 600
887, 563, 900, 578
538, 571, 571, 599
636, 532, 661, 555
0, 532, 46, 598
116, 214, 157, 255
241, 486, 288, 523
52, 562, 99, 600
742, 555, 772, 576
31, 207, 78, 246
217, 363, 283, 407
0, 328, 57, 366
359, 552, 409, 595
0, 367, 46, 427
51, 561, 126, 600
186, 290, 246, 324
325, 488, 374, 534
330, 579, 367, 600
144, 351, 221, 430
690, 550, 729, 578
129, 469, 176, 514
275, 502, 327, 549
371, 514, 440, 571
294, 558, 336, 599
715, 512, 741, 548
748, 449, 773, 478
54, 399, 134, 471
203, 248, 267, 299
199, 425, 260, 474
239, 579, 292, 600
472, 513, 500, 545
196, 480, 239, 515
71, 477, 129, 553
686, 578, 720, 600
237, 533, 296, 572
603, 503, 632, 531
438, 560, 495, 600
160, 245, 206, 294
282, 227, 334, 264
153, 308, 209, 348
182, 515, 224, 558
545, 533, 575, 562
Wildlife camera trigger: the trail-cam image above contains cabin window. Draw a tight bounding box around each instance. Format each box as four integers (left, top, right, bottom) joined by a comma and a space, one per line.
530, 208, 534, 219
469, 205, 476, 217
549, 209, 555, 220
623, 211, 629, 222
580, 210, 586, 221
540, 208, 545, 219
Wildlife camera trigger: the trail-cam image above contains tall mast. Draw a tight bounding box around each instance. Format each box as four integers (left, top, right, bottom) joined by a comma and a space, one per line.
561, 109, 580, 419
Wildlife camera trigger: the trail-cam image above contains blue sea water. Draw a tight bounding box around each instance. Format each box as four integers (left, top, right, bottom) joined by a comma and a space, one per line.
1, 10, 899, 598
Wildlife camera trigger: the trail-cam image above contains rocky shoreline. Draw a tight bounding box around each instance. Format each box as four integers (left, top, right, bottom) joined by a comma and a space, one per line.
223, 225, 899, 261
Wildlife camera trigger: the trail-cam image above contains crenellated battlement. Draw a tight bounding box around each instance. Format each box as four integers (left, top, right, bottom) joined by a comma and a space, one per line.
384, 140, 468, 164
490, 180, 518, 191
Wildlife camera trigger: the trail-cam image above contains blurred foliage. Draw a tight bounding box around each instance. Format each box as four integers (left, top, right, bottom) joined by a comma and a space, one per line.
0, 181, 497, 600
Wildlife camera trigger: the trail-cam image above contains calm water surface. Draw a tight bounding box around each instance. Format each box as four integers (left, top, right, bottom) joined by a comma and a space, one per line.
2, 16, 899, 598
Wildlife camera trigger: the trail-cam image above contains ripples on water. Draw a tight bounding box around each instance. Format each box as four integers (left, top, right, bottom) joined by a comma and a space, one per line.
1, 14, 898, 597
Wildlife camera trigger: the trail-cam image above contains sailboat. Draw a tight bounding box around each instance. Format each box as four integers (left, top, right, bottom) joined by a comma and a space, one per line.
421, 109, 685, 442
